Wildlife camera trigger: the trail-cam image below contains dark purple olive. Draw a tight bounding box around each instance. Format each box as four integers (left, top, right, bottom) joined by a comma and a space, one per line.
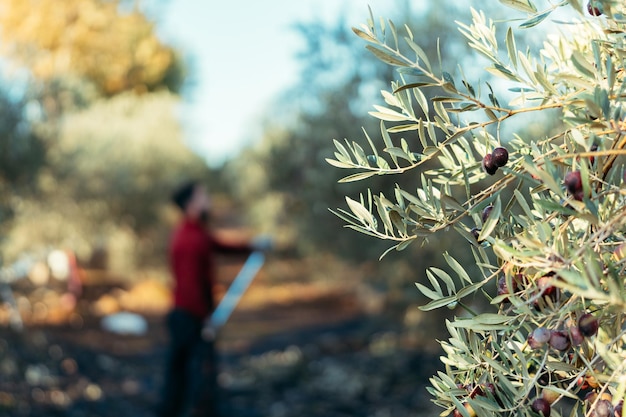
590, 144, 598, 165
587, 1, 602, 16
528, 327, 551, 349
585, 391, 598, 404
564, 171, 583, 197
573, 190, 584, 201
568, 326, 584, 346
482, 154, 498, 175
549, 330, 571, 351
468, 384, 484, 399
536, 276, 556, 296
594, 400, 614, 417
492, 147, 509, 167
497, 275, 522, 302
578, 313, 599, 337
532, 398, 551, 417
482, 205, 493, 223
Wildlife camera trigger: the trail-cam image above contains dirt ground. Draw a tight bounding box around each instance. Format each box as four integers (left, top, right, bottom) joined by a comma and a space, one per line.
0, 261, 446, 417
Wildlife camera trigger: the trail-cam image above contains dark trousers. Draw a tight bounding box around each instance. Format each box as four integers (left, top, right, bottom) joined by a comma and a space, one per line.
158, 308, 219, 417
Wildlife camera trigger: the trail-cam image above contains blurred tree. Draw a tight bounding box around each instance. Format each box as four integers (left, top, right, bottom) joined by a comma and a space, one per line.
0, 0, 202, 273
0, 0, 184, 96
0, 80, 48, 247
2, 91, 211, 270
51, 91, 208, 232
0, 89, 46, 188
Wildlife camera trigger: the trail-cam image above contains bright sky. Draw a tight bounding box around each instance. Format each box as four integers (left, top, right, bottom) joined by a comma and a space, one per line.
159, 0, 398, 166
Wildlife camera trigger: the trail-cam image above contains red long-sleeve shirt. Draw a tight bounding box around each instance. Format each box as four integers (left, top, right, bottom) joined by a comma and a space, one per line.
169, 219, 250, 319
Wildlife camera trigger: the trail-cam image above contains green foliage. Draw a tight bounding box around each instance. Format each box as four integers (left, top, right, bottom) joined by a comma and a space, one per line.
330, 1, 626, 416
226, 8, 472, 262
0, 1, 198, 272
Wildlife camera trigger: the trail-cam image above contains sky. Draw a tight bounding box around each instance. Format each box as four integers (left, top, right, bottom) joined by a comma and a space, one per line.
158, 0, 398, 166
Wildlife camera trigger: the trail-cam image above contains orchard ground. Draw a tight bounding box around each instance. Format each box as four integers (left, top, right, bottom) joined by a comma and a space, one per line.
0, 255, 447, 417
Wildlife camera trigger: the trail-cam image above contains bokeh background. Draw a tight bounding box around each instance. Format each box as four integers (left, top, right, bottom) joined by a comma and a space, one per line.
0, 1, 560, 416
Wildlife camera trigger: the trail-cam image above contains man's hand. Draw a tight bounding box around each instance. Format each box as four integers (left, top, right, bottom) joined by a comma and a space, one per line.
202, 321, 218, 342
251, 235, 273, 252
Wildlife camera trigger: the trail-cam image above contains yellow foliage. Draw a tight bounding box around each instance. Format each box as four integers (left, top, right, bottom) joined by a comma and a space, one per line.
0, 0, 176, 95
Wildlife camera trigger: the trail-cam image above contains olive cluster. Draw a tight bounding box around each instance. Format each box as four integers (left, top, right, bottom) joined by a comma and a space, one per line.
482, 147, 509, 176
452, 383, 498, 417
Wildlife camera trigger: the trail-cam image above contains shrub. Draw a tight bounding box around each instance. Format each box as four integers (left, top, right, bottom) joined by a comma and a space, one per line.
328, 1, 626, 416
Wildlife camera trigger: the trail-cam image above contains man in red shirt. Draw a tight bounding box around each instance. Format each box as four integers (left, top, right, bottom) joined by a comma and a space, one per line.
158, 180, 251, 417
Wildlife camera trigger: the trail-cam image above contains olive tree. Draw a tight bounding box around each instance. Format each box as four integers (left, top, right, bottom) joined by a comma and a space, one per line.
328, 1, 626, 416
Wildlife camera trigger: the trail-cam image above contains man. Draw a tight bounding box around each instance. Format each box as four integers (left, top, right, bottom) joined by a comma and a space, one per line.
158, 180, 252, 417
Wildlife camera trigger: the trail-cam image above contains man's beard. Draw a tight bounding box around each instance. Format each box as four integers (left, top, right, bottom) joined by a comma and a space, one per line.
199, 209, 211, 225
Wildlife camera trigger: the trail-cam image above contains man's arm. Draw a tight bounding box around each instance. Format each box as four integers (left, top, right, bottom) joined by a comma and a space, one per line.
209, 233, 252, 255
